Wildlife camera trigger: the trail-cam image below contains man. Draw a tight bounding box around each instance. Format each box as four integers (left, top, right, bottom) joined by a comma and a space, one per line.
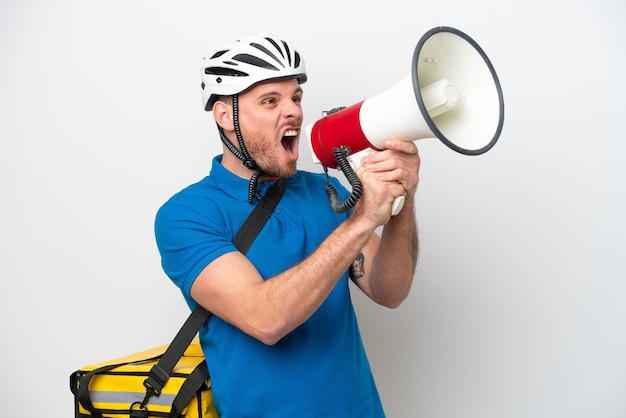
155, 34, 420, 417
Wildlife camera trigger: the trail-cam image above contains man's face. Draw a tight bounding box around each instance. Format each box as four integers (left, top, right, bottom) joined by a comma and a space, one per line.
236, 78, 304, 178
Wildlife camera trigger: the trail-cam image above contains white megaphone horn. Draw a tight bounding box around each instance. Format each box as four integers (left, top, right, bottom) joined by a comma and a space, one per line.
306, 26, 505, 215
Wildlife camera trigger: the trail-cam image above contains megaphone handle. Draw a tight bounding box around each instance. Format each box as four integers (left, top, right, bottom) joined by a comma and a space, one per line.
391, 196, 405, 216
347, 148, 405, 216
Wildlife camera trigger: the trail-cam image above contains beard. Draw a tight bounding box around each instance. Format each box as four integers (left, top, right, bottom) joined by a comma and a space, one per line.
266, 161, 297, 178
255, 153, 298, 179
240, 130, 298, 179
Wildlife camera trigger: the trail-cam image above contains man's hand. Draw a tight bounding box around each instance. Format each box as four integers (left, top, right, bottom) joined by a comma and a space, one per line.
354, 139, 420, 223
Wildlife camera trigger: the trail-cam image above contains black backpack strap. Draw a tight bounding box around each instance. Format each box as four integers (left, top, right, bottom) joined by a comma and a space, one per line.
233, 176, 287, 253
142, 177, 287, 399
169, 361, 210, 417
142, 306, 211, 397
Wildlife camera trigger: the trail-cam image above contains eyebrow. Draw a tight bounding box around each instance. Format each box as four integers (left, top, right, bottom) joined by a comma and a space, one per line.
257, 86, 303, 100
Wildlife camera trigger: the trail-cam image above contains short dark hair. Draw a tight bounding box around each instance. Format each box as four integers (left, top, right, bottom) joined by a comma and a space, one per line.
214, 95, 232, 106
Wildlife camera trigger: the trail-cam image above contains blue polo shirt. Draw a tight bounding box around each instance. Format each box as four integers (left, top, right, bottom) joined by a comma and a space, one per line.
155, 156, 385, 417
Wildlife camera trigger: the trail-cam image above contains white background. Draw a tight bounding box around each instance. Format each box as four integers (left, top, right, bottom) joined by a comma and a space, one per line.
1, 0, 625, 416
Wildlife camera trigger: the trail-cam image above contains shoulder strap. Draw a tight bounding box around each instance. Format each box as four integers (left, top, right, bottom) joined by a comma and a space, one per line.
142, 177, 287, 397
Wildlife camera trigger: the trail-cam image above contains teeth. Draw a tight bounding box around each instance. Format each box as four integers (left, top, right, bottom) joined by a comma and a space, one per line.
284, 129, 298, 137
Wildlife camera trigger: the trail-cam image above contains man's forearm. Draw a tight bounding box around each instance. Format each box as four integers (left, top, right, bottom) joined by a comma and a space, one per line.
369, 198, 418, 307
251, 212, 379, 343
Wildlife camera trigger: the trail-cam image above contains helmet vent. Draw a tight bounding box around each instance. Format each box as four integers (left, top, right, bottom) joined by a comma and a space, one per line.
281, 41, 292, 66
250, 43, 286, 68
233, 53, 280, 71
265, 38, 285, 58
204, 66, 248, 77
294, 51, 301, 69
210, 50, 228, 59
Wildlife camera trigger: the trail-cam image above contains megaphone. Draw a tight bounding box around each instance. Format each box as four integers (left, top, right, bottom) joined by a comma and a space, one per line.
306, 26, 504, 215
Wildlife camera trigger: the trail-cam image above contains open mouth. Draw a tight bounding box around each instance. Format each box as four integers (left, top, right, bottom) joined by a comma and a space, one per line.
281, 129, 299, 156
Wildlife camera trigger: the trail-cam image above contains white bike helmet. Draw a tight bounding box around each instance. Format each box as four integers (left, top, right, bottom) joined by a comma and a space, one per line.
200, 34, 307, 111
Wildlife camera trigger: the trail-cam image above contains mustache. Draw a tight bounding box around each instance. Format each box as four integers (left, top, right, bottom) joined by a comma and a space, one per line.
283, 119, 302, 129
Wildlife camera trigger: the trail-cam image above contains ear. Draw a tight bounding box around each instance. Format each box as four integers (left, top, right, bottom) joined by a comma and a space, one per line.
212, 100, 234, 131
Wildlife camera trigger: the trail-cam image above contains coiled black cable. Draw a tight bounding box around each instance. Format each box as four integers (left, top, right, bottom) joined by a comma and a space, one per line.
324, 146, 363, 213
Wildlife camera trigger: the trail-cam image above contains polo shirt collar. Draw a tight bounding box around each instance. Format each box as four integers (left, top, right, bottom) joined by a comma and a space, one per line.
210, 155, 277, 203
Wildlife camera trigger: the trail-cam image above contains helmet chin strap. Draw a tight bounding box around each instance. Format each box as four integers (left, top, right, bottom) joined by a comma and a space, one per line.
218, 94, 267, 203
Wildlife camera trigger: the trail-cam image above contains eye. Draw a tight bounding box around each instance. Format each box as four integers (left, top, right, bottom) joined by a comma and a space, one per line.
261, 97, 276, 105
292, 94, 302, 104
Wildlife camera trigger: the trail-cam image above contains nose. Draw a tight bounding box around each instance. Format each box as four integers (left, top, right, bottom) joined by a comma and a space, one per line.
284, 99, 303, 121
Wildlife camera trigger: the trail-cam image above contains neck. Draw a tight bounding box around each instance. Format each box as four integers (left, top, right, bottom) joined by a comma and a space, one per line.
221, 149, 272, 182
